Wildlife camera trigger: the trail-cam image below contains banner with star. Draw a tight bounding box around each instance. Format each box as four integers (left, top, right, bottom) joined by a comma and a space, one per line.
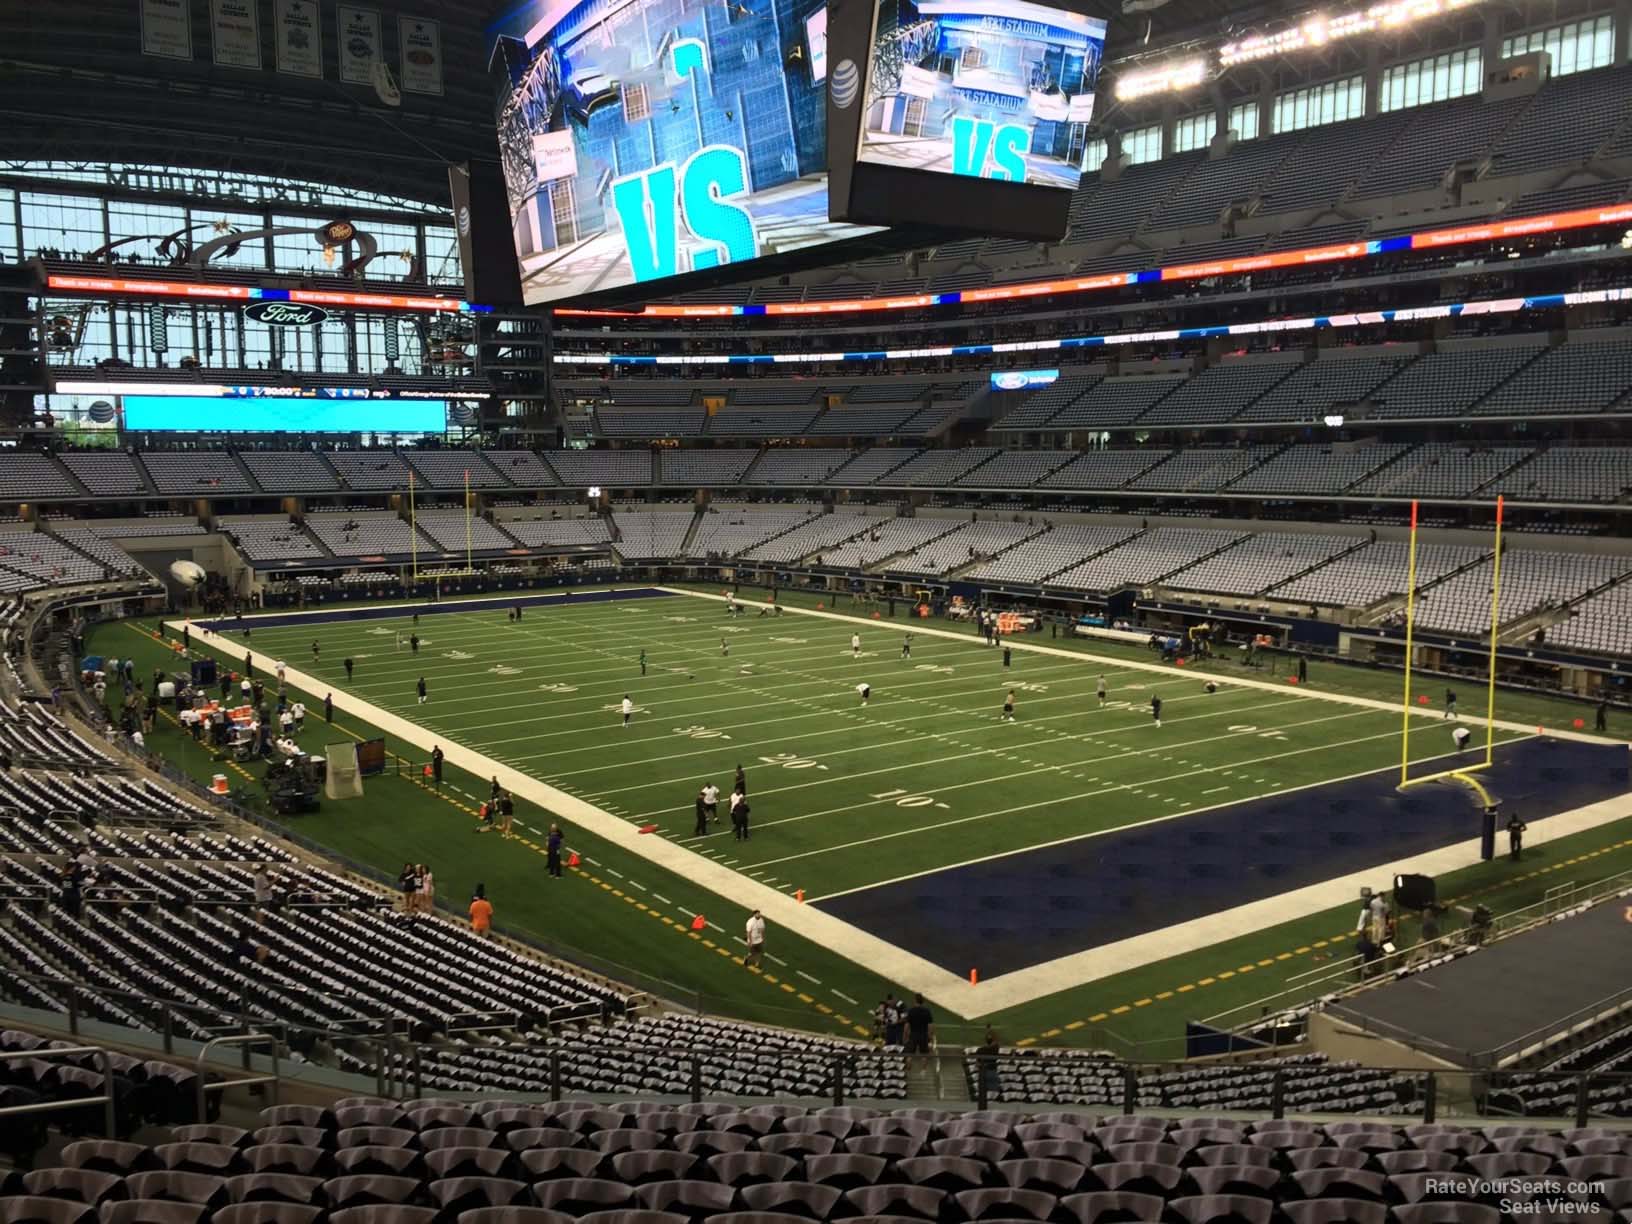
399, 16, 444, 95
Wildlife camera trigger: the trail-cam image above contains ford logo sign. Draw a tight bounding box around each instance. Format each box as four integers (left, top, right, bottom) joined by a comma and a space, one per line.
244, 301, 330, 327
992, 371, 1030, 391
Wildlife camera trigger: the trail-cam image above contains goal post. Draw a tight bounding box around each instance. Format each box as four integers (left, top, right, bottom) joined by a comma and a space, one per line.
1399, 496, 1506, 791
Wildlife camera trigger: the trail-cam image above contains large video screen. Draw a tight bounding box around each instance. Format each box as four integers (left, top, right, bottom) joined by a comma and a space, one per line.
856, 0, 1105, 188
121, 394, 448, 434
488, 0, 878, 305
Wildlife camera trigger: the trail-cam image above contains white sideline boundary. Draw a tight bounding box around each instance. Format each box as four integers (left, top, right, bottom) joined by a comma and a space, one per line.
169, 587, 1629, 1020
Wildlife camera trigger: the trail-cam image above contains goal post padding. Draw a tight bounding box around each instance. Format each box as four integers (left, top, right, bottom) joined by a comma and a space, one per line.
325, 742, 365, 800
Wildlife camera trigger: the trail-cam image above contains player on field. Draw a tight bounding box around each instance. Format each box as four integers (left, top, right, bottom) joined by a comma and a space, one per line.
622, 695, 634, 727
1097, 675, 1107, 706
851, 633, 861, 658
639, 648, 647, 676
1150, 694, 1162, 727
311, 640, 320, 662
902, 633, 912, 659
721, 637, 730, 658
1003, 690, 1016, 722
1444, 687, 1457, 719
417, 677, 428, 705
857, 682, 871, 706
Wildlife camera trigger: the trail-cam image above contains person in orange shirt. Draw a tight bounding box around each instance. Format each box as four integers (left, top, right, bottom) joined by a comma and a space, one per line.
469, 885, 493, 937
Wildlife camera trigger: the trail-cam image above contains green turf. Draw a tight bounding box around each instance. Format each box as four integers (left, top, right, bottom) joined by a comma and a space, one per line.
90, 589, 1632, 1053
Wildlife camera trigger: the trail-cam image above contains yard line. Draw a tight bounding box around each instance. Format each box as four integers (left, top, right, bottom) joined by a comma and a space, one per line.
816, 738, 1528, 905
663, 695, 1352, 830
832, 990, 860, 1006
797, 970, 822, 985
1202, 786, 1230, 795
653, 894, 672, 905
790, 725, 1520, 887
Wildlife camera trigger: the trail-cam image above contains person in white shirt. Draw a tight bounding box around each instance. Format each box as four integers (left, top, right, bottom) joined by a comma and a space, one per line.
274, 660, 287, 688
279, 708, 294, 735
291, 701, 305, 731
744, 910, 766, 969
857, 682, 871, 705
851, 633, 861, 658
621, 695, 634, 727
417, 864, 435, 917
701, 782, 720, 825
730, 788, 750, 840
1452, 725, 1471, 752
241, 677, 253, 701
130, 729, 145, 752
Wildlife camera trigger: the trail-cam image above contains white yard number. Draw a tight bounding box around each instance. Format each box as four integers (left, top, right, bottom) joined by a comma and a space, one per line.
914, 663, 955, 675
674, 724, 731, 740
664, 615, 697, 623
760, 752, 824, 770
770, 636, 807, 644
1228, 723, 1288, 741
871, 787, 947, 810
538, 682, 579, 693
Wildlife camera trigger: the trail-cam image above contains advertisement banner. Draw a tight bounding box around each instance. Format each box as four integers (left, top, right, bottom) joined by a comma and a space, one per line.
398, 16, 444, 95
274, 0, 323, 77
336, 4, 383, 85
141, 0, 194, 60
210, 0, 262, 70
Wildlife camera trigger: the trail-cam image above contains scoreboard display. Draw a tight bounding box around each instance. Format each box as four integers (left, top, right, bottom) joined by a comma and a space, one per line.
826, 0, 1105, 240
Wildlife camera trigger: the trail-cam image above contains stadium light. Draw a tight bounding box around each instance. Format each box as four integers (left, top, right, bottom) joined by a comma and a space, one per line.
1115, 56, 1208, 100
1219, 0, 1485, 68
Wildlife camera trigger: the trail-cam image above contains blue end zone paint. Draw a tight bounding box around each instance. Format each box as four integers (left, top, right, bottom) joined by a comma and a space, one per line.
190, 587, 672, 633
815, 737, 1629, 978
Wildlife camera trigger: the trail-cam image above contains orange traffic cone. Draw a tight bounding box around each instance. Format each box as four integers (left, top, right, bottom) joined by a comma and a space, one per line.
690, 914, 706, 931
567, 851, 580, 867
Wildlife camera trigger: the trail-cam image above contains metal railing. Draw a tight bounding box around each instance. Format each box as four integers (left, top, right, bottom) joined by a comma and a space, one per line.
1197, 872, 1632, 1056
0, 1045, 116, 1137
196, 1033, 280, 1119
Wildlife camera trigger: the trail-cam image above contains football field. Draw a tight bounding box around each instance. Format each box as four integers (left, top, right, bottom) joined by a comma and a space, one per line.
211, 587, 1535, 915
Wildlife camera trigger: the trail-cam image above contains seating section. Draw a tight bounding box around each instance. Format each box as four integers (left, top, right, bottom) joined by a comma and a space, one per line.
611, 511, 694, 561
958, 451, 1073, 488
1038, 450, 1169, 490
745, 449, 853, 485
48, 529, 151, 579
885, 448, 1001, 487
501, 517, 613, 548
303, 512, 432, 557
0, 703, 118, 768
817, 519, 959, 570
217, 516, 327, 563
137, 453, 253, 496
0, 453, 81, 501
993, 371, 1104, 430
1052, 529, 1247, 592
0, 531, 115, 586
1239, 355, 1412, 424
1229, 444, 1410, 495
236, 452, 340, 493
1549, 581, 1632, 657
1355, 445, 1533, 500
543, 451, 653, 488
596, 408, 708, 438
1272, 542, 1485, 608
708, 406, 821, 436
59, 452, 149, 497
824, 448, 922, 485
1486, 447, 1632, 504
1130, 448, 1278, 493
1166, 533, 1364, 596
1474, 339, 1632, 416
402, 452, 507, 490
17, 1089, 1630, 1224
658, 450, 757, 487
688, 510, 816, 559
966, 525, 1138, 585
1045, 376, 1188, 429
1370, 344, 1546, 419
410, 511, 519, 552
1414, 550, 1632, 637
326, 452, 413, 492
483, 451, 560, 487
885, 521, 1040, 576
1141, 360, 1300, 426
740, 513, 884, 564
807, 406, 920, 436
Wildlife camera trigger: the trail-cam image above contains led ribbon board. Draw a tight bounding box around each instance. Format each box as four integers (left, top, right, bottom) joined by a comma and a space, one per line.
45, 276, 485, 313
555, 200, 1632, 319
553, 286, 1632, 366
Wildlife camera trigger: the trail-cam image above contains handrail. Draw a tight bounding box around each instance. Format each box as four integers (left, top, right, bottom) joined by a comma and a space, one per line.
0, 1045, 116, 1136
195, 1033, 280, 1119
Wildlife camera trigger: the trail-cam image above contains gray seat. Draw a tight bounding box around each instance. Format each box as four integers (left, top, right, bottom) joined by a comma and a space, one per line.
1282, 1202, 1388, 1224
737, 1183, 843, 1221
953, 1188, 1057, 1221
1167, 1195, 1274, 1224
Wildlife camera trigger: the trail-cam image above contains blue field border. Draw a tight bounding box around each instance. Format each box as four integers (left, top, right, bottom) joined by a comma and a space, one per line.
190, 587, 673, 634
815, 737, 1629, 978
